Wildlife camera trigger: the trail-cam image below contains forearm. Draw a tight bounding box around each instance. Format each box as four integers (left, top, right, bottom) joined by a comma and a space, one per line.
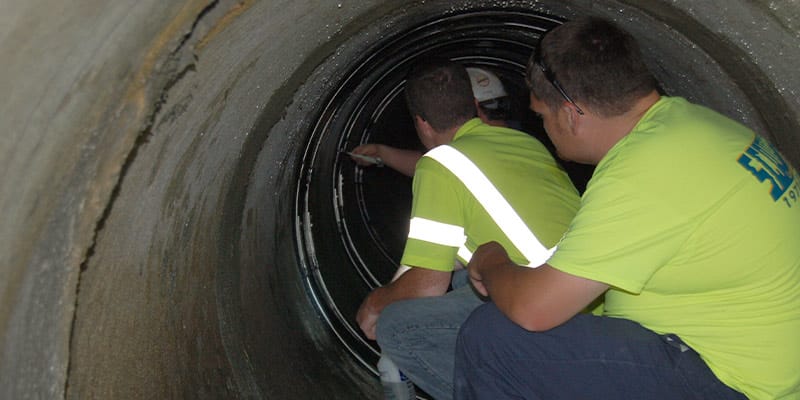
374, 267, 451, 310
376, 145, 422, 177
357, 266, 451, 339
473, 256, 535, 324
471, 242, 608, 331
478, 264, 550, 329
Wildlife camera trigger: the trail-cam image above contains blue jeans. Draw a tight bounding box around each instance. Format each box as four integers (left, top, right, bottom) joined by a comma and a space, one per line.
454, 303, 748, 400
377, 270, 485, 400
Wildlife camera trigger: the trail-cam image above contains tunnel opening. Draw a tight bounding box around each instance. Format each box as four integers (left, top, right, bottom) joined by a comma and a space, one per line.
233, 2, 798, 398
294, 7, 595, 384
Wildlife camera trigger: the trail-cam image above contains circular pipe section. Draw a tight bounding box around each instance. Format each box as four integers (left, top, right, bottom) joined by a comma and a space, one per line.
0, 1, 798, 399
295, 9, 595, 386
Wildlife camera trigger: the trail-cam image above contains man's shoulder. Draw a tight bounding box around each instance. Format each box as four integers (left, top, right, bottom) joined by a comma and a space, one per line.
451, 127, 552, 162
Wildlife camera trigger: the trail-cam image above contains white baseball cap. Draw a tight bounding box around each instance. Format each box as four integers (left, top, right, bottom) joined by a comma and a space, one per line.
466, 67, 508, 102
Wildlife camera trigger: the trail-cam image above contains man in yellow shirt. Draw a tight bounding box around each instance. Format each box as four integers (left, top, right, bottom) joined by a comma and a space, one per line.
355, 59, 580, 400
455, 17, 800, 400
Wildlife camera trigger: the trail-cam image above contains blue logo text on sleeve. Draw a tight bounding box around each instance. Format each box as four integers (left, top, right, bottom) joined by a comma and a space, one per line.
738, 136, 798, 207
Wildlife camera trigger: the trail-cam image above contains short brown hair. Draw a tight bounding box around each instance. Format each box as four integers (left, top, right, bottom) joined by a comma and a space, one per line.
527, 17, 657, 117
405, 58, 477, 131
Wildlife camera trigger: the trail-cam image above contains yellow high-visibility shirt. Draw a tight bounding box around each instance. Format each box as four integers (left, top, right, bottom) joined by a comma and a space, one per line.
549, 96, 800, 400
401, 118, 579, 271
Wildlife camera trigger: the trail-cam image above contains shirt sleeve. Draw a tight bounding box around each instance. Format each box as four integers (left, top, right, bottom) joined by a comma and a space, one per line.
399, 156, 466, 271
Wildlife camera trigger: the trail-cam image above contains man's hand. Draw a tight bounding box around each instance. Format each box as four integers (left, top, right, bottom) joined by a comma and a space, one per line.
349, 144, 422, 177
468, 267, 488, 298
467, 241, 512, 298
350, 144, 384, 167
356, 288, 384, 340
354, 267, 452, 340
466, 241, 609, 331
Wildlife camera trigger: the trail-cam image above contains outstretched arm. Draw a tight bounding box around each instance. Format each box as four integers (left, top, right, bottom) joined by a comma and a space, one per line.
468, 241, 608, 331
356, 266, 451, 340
350, 143, 422, 177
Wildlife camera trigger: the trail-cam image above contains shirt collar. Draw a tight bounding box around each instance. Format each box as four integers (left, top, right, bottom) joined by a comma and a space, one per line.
452, 118, 484, 141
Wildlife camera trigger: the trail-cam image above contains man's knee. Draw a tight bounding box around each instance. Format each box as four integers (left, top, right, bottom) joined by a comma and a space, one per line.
375, 300, 417, 349
456, 302, 499, 350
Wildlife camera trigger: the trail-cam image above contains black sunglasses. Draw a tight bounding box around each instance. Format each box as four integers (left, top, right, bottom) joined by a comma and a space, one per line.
533, 48, 585, 115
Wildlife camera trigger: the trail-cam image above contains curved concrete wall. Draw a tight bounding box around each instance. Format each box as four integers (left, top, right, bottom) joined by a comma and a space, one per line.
1, 0, 797, 398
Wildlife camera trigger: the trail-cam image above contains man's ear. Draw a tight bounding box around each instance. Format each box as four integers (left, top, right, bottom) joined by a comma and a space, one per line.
415, 115, 434, 136
474, 98, 487, 121
563, 103, 581, 136
414, 114, 440, 148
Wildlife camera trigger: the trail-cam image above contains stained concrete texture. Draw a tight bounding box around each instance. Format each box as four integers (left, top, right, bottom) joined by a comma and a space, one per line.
0, 0, 798, 399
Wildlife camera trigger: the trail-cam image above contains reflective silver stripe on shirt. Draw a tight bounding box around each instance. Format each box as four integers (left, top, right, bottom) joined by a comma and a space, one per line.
424, 145, 555, 267
407, 218, 476, 264
407, 217, 467, 247
457, 246, 473, 263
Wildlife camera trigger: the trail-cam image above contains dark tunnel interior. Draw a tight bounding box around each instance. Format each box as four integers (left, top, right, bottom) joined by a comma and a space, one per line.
295, 11, 598, 394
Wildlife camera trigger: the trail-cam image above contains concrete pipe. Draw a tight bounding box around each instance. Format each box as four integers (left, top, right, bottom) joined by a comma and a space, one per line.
1, 0, 797, 398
